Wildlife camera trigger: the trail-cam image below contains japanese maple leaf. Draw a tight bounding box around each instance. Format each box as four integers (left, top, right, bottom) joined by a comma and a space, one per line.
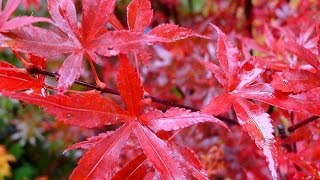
201, 24, 278, 179
0, 0, 50, 33
68, 55, 227, 179
6, 0, 201, 92
2, 55, 227, 179
108, 0, 203, 62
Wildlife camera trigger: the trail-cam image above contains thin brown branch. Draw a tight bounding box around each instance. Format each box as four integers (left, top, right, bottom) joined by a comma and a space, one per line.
29, 67, 239, 126
287, 116, 320, 133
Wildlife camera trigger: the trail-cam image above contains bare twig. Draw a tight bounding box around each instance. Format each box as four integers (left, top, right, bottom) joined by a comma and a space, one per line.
287, 116, 319, 133
29, 67, 240, 126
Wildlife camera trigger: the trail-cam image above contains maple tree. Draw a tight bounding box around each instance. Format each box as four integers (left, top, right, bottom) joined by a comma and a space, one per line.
0, 0, 320, 179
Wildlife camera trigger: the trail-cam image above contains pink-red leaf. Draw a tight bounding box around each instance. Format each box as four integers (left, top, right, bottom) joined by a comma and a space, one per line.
149, 24, 201, 42
271, 69, 320, 93
47, 0, 80, 43
134, 123, 186, 179
233, 98, 278, 179
117, 55, 143, 116
6, 26, 76, 57
235, 84, 320, 116
127, 0, 153, 32
141, 108, 228, 131
92, 31, 157, 57
2, 90, 129, 128
57, 50, 83, 93
70, 121, 136, 180
0, 0, 22, 25
1, 16, 51, 31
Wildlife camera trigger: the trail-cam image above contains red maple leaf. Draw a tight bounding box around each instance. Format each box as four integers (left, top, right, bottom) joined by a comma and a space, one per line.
201, 24, 278, 179
2, 55, 227, 179
6, 0, 201, 92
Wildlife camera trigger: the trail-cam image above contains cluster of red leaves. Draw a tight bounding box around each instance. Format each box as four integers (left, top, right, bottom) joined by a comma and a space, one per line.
0, 0, 320, 179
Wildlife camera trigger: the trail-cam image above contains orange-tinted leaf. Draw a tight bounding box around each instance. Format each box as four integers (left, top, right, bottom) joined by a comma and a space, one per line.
117, 55, 143, 116
233, 98, 278, 179
134, 123, 186, 179
70, 121, 136, 180
271, 69, 320, 93
127, 0, 153, 32
3, 91, 129, 128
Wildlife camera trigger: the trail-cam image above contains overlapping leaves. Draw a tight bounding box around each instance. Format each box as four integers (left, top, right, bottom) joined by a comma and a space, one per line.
5, 0, 200, 92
